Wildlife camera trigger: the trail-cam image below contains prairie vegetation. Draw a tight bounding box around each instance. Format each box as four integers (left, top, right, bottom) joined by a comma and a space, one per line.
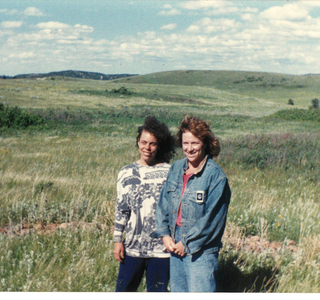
0, 70, 320, 292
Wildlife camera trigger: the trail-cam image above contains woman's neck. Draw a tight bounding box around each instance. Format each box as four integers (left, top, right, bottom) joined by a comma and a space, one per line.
137, 159, 161, 166
185, 155, 206, 174
185, 164, 197, 175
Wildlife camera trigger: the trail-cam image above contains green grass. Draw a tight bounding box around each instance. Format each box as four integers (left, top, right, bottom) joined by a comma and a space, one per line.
0, 229, 118, 291
114, 70, 320, 108
1, 71, 320, 292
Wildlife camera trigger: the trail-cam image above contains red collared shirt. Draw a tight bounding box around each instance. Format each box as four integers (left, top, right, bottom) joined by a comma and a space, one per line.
176, 172, 193, 226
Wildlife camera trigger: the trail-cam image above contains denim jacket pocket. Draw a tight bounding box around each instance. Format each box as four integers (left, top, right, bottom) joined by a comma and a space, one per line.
189, 190, 206, 204
188, 190, 206, 221
167, 180, 178, 192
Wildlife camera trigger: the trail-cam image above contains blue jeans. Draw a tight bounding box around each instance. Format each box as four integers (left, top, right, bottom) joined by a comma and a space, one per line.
170, 226, 219, 292
115, 255, 170, 292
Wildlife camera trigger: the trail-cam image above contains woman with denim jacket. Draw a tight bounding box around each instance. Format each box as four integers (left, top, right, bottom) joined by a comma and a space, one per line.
113, 116, 176, 292
151, 115, 231, 292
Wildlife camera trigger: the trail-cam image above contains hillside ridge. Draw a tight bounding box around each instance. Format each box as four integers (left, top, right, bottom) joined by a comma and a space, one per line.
113, 69, 320, 88
4, 70, 138, 81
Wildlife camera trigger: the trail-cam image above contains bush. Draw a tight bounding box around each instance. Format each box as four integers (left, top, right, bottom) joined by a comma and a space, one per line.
0, 104, 45, 128
109, 86, 133, 95
220, 132, 320, 171
38, 108, 93, 125
266, 108, 320, 122
310, 98, 319, 110
287, 99, 294, 105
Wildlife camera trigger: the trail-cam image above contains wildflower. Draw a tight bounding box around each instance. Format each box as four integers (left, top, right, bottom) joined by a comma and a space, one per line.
1, 149, 9, 154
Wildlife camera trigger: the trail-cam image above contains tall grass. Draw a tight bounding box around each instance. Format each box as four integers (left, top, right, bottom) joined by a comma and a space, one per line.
219, 132, 320, 242
0, 134, 136, 227
1, 75, 320, 292
0, 229, 118, 291
1, 124, 320, 292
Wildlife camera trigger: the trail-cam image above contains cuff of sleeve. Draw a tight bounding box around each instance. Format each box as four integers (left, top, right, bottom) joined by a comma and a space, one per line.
113, 236, 123, 243
181, 236, 188, 253
150, 228, 170, 239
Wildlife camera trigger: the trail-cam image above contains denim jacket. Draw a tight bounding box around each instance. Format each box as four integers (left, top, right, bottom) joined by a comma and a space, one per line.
151, 155, 231, 255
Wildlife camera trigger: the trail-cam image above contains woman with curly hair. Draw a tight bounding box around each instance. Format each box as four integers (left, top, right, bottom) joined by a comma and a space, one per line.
113, 116, 175, 292
151, 115, 231, 292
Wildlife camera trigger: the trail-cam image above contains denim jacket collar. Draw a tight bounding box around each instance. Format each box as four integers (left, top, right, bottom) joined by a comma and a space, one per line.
183, 155, 208, 175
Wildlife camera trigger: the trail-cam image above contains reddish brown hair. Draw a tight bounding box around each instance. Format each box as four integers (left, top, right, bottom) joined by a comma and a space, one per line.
176, 115, 220, 158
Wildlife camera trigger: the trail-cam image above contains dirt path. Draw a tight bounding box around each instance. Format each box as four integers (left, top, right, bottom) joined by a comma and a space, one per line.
0, 221, 298, 254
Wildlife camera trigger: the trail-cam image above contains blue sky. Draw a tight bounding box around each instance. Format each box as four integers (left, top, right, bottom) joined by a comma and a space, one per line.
1, 0, 320, 76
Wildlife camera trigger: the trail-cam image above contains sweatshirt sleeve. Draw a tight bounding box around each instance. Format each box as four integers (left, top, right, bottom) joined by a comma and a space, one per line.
113, 169, 131, 243
151, 178, 172, 238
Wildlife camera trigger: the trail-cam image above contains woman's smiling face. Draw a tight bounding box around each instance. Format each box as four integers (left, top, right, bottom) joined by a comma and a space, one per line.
182, 131, 206, 167
137, 130, 158, 165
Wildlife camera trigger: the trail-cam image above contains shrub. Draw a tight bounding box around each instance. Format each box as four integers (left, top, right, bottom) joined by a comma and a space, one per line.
0, 104, 45, 128
266, 108, 320, 122
287, 99, 294, 105
109, 86, 133, 95
309, 98, 319, 110
220, 132, 320, 171
38, 108, 92, 125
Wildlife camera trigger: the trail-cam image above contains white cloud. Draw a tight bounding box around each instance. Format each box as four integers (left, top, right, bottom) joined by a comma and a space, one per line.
297, 2, 320, 9
161, 23, 176, 30
23, 7, 45, 17
179, 1, 239, 15
241, 13, 254, 21
186, 25, 200, 33
267, 18, 320, 38
159, 8, 181, 16
0, 7, 44, 17
2, 20, 96, 65
179, 1, 229, 10
19, 22, 95, 44
260, 3, 309, 21
0, 9, 18, 15
1, 21, 23, 29
36, 22, 70, 30
74, 24, 94, 33
242, 7, 259, 14
159, 4, 181, 16
188, 17, 239, 34
163, 4, 173, 9
9, 51, 34, 59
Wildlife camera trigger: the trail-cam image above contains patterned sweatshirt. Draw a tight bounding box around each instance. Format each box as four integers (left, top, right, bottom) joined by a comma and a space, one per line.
113, 162, 171, 258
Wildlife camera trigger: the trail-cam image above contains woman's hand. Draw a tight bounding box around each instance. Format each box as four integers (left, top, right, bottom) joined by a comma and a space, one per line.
162, 236, 175, 252
113, 242, 125, 262
173, 241, 186, 257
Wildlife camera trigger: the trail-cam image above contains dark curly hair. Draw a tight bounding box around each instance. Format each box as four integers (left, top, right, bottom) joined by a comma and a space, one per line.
136, 116, 176, 163
176, 115, 220, 159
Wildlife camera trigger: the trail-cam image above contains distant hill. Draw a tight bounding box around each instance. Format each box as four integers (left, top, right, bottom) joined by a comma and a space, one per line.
113, 69, 320, 89
111, 69, 320, 107
6, 70, 138, 80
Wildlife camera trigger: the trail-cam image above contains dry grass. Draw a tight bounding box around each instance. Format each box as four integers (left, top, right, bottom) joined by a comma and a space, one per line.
1, 77, 289, 117
1, 73, 320, 292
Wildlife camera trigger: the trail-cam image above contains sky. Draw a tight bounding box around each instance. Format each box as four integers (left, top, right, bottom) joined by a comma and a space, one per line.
1, 0, 320, 76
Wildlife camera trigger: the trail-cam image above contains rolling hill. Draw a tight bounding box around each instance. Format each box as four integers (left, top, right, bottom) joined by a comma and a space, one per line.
114, 69, 320, 88
7, 70, 138, 81
113, 70, 320, 106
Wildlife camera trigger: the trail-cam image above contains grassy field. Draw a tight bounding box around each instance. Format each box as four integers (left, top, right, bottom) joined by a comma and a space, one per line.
1, 70, 320, 292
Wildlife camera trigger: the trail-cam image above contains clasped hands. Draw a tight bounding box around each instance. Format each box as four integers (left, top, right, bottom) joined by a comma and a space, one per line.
162, 236, 186, 257
114, 236, 186, 262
